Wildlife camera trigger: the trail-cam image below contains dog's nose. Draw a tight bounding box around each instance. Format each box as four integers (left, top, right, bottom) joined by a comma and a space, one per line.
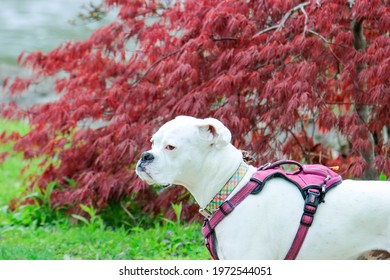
141, 152, 155, 162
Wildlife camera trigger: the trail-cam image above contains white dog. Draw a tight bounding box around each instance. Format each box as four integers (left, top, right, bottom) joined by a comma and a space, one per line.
136, 116, 390, 260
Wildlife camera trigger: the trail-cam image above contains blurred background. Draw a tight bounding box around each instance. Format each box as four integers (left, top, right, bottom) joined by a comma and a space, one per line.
0, 0, 116, 64
0, 0, 117, 105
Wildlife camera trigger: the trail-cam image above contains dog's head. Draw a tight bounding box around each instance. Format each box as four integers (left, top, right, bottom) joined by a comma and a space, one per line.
136, 116, 232, 187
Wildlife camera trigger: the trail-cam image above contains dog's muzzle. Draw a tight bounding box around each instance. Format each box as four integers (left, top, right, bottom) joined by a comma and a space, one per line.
136, 152, 172, 188
137, 152, 155, 171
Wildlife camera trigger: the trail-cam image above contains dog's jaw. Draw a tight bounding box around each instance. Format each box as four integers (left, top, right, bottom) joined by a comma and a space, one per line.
135, 164, 156, 185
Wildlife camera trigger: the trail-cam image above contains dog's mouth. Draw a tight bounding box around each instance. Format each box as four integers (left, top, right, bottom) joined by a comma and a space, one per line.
136, 161, 155, 183
136, 161, 147, 173
136, 161, 173, 188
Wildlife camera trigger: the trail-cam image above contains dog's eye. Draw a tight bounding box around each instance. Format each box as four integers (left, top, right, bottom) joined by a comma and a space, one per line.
165, 145, 176, 151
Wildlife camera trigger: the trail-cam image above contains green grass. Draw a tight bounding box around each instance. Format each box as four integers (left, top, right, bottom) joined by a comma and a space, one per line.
0, 222, 208, 260
0, 119, 210, 260
0, 119, 30, 206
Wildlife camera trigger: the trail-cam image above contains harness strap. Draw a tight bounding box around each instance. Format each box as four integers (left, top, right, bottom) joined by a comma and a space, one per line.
202, 160, 342, 260
203, 184, 321, 260
284, 224, 310, 260
202, 178, 261, 259
284, 188, 320, 260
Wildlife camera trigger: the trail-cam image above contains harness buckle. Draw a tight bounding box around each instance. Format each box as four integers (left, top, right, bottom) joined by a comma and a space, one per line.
199, 208, 212, 219
305, 189, 321, 208
300, 189, 321, 226
220, 200, 235, 216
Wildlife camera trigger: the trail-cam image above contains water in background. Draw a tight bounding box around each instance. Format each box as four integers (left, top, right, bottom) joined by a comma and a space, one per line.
0, 0, 117, 65
0, 0, 117, 106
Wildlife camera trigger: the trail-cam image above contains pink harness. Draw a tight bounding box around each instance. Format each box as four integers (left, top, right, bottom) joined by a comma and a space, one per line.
202, 160, 343, 260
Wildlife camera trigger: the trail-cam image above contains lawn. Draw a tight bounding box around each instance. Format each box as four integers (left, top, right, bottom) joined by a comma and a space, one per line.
0, 119, 209, 260
0, 222, 208, 260
0, 119, 29, 206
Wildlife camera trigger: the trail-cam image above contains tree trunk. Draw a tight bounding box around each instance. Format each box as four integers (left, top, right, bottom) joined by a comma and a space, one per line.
352, 19, 377, 179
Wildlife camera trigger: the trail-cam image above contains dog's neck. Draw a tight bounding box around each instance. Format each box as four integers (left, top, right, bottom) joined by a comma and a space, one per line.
200, 161, 249, 218
175, 144, 247, 209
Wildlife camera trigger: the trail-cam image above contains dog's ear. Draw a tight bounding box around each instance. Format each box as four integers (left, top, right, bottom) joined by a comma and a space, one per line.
198, 118, 232, 149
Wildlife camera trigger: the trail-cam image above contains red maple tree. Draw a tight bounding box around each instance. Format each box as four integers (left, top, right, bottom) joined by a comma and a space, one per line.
1, 0, 389, 220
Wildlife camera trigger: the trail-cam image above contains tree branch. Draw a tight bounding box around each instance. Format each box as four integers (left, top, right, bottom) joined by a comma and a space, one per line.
300, 4, 309, 34
287, 128, 308, 160
212, 37, 237, 42
252, 2, 310, 38
308, 30, 345, 67
352, 19, 366, 51
132, 49, 180, 86
325, 101, 376, 107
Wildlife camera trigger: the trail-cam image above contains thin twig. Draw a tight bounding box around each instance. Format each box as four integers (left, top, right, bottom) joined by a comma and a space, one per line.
308, 30, 327, 42
212, 37, 237, 42
252, 2, 310, 38
299, 116, 310, 155
300, 5, 309, 34
287, 128, 308, 160
252, 26, 279, 37
120, 201, 136, 222
132, 49, 180, 86
308, 30, 345, 67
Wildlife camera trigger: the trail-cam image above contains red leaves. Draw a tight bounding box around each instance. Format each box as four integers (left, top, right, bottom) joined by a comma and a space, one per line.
352, 0, 387, 22
317, 109, 337, 133
349, 157, 367, 178
8, 77, 31, 95
2, 0, 390, 221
